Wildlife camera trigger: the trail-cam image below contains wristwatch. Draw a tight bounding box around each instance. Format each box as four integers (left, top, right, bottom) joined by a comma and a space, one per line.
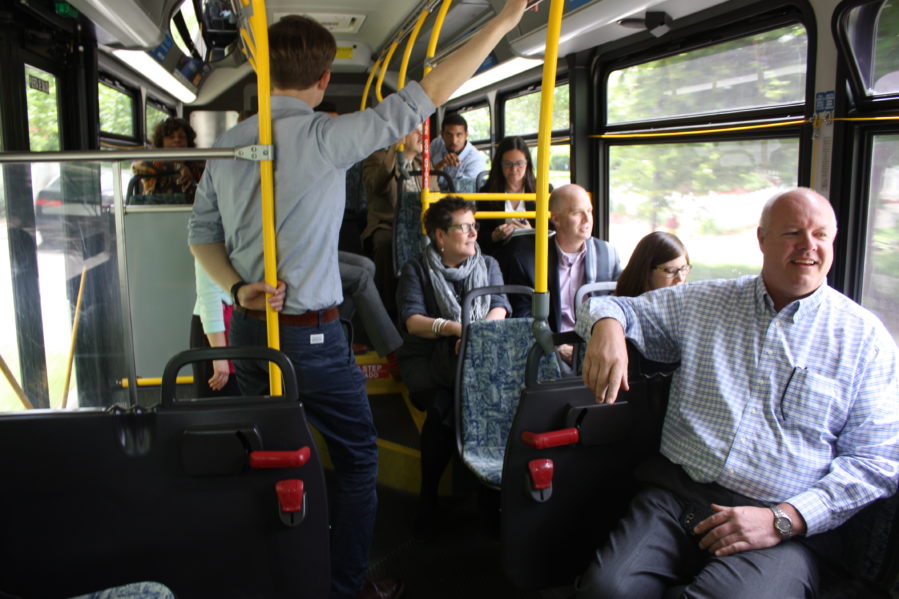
771, 505, 793, 540
230, 280, 248, 309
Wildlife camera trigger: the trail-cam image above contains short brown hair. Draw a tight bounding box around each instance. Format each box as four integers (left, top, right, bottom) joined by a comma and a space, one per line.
424, 197, 476, 245
268, 16, 337, 90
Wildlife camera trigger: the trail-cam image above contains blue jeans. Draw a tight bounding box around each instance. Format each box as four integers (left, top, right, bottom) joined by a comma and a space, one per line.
230, 310, 378, 599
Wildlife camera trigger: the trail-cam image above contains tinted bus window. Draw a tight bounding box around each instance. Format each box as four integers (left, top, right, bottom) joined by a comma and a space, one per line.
25, 65, 60, 152
98, 81, 135, 137
607, 24, 807, 125
862, 134, 899, 341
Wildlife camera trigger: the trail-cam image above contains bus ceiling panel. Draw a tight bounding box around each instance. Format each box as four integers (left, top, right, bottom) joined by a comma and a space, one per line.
500, 0, 730, 58
68, 0, 181, 49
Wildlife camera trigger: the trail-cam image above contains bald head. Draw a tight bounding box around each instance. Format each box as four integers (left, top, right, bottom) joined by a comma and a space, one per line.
759, 187, 836, 233
549, 184, 589, 213
757, 187, 837, 311
550, 184, 594, 252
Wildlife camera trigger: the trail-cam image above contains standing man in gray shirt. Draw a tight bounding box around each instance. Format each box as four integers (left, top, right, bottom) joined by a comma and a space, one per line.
188, 3, 529, 599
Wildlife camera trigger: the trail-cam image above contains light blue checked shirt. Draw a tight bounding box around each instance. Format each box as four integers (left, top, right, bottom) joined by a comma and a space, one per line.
576, 275, 899, 535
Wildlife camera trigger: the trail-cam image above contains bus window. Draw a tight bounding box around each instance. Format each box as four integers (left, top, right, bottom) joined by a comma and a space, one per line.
862, 134, 899, 341
607, 24, 807, 125
145, 101, 173, 143
609, 139, 798, 279
98, 80, 135, 138
504, 84, 570, 136
504, 84, 571, 185
459, 105, 491, 168
604, 22, 808, 280
24, 65, 60, 152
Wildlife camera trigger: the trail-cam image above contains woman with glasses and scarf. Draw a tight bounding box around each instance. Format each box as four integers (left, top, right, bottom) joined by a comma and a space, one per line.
615, 231, 691, 297
397, 196, 510, 538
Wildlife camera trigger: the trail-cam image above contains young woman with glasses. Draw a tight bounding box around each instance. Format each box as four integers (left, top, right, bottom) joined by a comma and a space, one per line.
396, 197, 510, 538
477, 136, 540, 256
615, 231, 691, 297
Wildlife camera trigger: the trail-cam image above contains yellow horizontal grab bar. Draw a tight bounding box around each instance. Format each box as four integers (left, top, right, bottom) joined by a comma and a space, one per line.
474, 211, 549, 220
432, 192, 538, 202
119, 376, 193, 388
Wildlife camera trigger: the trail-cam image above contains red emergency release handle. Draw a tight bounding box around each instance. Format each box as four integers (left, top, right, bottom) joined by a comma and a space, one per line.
521, 428, 580, 449
528, 459, 554, 490
275, 479, 305, 513
249, 447, 311, 469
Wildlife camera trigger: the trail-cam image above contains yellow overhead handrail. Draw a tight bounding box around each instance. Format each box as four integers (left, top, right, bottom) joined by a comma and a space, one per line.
375, 41, 400, 103
398, 9, 430, 90
360, 55, 383, 110
420, 0, 454, 229
240, 0, 282, 395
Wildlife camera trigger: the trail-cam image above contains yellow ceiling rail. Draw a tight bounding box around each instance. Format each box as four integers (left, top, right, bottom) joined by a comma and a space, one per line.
420, 0, 454, 229
375, 41, 399, 103
398, 9, 430, 90
240, 0, 282, 395
360, 55, 383, 110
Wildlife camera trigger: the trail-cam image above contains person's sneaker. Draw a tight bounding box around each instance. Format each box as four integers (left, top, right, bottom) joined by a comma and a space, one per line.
356, 578, 404, 599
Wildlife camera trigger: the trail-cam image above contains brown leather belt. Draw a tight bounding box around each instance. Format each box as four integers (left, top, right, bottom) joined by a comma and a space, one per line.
243, 306, 340, 327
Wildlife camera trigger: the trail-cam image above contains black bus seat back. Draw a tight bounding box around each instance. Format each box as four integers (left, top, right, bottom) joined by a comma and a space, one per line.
502, 334, 671, 591
0, 347, 330, 599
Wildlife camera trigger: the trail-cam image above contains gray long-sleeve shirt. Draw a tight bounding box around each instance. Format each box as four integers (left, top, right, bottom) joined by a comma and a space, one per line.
189, 82, 435, 314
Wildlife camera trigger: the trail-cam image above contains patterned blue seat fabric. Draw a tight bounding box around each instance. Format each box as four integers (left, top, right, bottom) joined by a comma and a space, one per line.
459, 317, 560, 487
392, 190, 427, 276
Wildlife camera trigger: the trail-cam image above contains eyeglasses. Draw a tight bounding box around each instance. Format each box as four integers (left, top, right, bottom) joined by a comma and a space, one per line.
655, 264, 692, 277
501, 160, 527, 169
446, 222, 480, 234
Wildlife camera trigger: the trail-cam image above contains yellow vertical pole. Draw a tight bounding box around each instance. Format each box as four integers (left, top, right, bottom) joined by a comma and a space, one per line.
246, 0, 282, 395
61, 266, 87, 408
534, 0, 564, 295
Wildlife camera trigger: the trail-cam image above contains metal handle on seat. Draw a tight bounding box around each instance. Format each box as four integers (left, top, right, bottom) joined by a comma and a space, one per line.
521, 427, 580, 449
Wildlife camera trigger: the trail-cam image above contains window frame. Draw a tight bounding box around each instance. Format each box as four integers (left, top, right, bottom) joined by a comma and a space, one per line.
833, 0, 899, 113
97, 74, 140, 143
591, 1, 816, 254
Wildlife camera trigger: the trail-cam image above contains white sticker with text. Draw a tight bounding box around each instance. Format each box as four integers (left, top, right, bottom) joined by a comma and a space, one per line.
310, 334, 324, 345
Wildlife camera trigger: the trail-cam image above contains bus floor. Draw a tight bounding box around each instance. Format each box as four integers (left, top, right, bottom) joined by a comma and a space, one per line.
324, 470, 576, 599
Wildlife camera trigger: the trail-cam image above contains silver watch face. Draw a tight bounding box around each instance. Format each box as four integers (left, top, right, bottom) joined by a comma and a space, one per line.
774, 516, 792, 537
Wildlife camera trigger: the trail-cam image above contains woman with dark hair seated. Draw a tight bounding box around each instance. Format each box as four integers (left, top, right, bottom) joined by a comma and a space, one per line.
615, 231, 691, 297
477, 136, 538, 257
131, 117, 205, 202
396, 196, 510, 536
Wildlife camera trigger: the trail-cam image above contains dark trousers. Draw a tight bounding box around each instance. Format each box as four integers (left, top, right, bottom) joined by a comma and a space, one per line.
230, 310, 377, 599
575, 457, 839, 599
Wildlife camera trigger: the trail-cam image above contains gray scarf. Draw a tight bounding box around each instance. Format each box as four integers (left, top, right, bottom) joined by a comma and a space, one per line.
425, 245, 490, 322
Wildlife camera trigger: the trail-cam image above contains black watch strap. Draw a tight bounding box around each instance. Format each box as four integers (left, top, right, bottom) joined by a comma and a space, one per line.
230, 280, 248, 308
